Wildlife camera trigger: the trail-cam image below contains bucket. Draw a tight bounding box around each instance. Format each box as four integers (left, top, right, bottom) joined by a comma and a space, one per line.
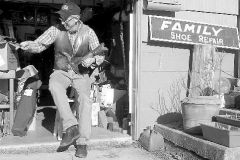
181, 96, 221, 134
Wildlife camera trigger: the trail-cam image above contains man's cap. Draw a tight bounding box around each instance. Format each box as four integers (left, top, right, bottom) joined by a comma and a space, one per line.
56, 2, 81, 21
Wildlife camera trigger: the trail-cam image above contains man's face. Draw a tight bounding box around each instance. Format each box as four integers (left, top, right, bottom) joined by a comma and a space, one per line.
61, 16, 79, 33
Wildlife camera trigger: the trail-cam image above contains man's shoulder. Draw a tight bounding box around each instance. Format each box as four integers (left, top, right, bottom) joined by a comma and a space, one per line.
53, 24, 66, 31
81, 24, 94, 31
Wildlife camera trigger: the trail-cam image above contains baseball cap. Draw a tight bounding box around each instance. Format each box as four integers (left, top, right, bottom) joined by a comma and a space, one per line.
56, 2, 81, 21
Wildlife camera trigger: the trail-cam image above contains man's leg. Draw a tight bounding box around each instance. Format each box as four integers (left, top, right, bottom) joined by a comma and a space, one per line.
72, 74, 92, 158
49, 70, 79, 149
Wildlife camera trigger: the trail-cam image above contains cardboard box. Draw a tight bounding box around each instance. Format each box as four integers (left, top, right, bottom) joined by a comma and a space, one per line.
0, 43, 18, 70
100, 87, 127, 107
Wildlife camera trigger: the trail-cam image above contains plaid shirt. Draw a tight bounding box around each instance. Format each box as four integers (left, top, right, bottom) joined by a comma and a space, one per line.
32, 23, 100, 53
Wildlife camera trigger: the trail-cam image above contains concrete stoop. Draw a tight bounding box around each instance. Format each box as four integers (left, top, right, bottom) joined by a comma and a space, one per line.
154, 123, 240, 160
0, 137, 132, 154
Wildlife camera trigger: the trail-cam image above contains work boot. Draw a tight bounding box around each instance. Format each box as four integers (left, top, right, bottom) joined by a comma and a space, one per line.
58, 125, 80, 150
75, 145, 88, 158
57, 142, 69, 152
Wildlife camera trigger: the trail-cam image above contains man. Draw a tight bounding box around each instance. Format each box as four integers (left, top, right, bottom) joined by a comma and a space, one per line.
20, 2, 105, 158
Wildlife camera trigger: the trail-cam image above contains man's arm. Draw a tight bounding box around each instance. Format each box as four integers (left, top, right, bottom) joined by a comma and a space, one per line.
89, 29, 105, 66
81, 28, 100, 68
89, 28, 100, 51
20, 26, 59, 53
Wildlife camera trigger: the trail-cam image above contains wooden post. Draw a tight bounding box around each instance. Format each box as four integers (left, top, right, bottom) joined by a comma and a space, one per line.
9, 77, 14, 133
236, 8, 240, 78
189, 45, 216, 97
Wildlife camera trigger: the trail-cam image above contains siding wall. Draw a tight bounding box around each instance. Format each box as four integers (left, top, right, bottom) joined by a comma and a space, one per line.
136, 0, 239, 137
181, 0, 238, 15
175, 11, 237, 27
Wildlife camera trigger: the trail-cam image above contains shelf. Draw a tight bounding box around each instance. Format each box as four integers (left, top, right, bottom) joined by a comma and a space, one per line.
0, 104, 10, 109
0, 72, 15, 135
0, 70, 16, 79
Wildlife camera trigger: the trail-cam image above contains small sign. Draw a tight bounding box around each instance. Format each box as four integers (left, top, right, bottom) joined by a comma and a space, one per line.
24, 89, 33, 96
149, 15, 240, 49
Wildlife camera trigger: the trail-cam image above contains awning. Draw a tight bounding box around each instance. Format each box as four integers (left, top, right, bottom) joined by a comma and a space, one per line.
1, 0, 77, 4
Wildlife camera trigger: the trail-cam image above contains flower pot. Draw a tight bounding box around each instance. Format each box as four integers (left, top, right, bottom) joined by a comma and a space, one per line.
201, 122, 240, 147
181, 96, 221, 134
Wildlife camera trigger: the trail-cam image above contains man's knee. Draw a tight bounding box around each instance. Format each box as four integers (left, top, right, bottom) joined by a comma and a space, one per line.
49, 81, 64, 93
77, 93, 92, 105
49, 71, 70, 90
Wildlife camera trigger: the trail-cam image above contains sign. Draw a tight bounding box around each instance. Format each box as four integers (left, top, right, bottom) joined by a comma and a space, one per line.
149, 15, 239, 49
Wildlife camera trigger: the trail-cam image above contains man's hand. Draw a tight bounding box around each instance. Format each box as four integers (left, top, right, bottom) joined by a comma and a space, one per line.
95, 55, 105, 65
82, 57, 95, 68
20, 41, 31, 51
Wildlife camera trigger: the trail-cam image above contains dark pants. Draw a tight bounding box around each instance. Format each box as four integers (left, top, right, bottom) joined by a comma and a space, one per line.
12, 76, 42, 136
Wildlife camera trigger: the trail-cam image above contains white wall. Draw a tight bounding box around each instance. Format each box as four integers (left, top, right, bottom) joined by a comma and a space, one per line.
181, 0, 238, 15
136, 0, 238, 137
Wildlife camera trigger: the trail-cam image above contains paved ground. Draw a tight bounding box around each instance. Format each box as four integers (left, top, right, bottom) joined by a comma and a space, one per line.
0, 146, 173, 160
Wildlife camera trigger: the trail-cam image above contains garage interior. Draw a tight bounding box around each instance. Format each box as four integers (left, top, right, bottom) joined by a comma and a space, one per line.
0, 0, 132, 144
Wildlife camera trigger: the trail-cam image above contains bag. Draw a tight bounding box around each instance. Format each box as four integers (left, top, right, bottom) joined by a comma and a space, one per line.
11, 76, 42, 136
138, 126, 164, 151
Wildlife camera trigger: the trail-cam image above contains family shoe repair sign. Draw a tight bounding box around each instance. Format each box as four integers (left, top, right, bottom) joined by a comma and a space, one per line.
149, 15, 240, 49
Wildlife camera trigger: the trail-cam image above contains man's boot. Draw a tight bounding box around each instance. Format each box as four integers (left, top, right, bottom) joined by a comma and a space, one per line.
75, 145, 88, 158
57, 125, 80, 152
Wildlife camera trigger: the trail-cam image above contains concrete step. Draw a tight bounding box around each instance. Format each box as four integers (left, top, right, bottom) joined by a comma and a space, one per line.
154, 123, 240, 160
0, 122, 132, 154
153, 108, 240, 160
0, 106, 132, 155
219, 108, 240, 116
0, 136, 132, 154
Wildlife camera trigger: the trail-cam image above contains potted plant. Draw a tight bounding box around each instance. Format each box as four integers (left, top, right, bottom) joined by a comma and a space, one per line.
181, 44, 229, 134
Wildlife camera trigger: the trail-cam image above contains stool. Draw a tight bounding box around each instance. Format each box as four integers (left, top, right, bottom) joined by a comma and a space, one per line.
53, 85, 97, 140
53, 98, 77, 140
53, 87, 78, 141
